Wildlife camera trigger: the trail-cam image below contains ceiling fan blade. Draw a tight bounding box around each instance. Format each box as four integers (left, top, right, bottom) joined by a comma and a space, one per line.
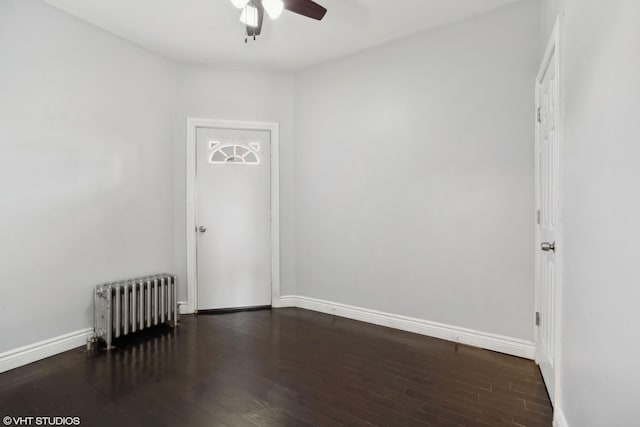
256, 3, 264, 35
246, 2, 265, 37
283, 0, 327, 20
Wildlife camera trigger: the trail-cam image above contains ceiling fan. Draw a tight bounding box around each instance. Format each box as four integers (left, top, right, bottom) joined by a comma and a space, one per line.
230, 0, 327, 42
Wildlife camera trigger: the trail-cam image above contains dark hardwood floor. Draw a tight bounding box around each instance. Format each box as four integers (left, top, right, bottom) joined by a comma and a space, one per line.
0, 309, 552, 426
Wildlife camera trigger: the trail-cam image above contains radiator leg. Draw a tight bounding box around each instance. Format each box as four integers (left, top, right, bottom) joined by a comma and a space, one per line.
146, 280, 151, 328
94, 287, 99, 341
173, 276, 178, 328
173, 276, 179, 327
123, 283, 129, 336
105, 288, 115, 350
139, 281, 144, 330
131, 282, 137, 333
153, 279, 159, 326
160, 277, 166, 324
115, 285, 121, 338
167, 277, 172, 324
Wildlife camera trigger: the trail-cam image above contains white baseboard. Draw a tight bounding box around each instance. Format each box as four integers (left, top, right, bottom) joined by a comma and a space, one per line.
178, 301, 194, 315
554, 407, 568, 427
0, 297, 535, 373
0, 328, 93, 374
278, 295, 535, 359
179, 299, 292, 313
274, 296, 297, 308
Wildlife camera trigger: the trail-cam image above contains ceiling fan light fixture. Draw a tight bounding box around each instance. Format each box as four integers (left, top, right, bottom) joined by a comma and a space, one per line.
262, 0, 284, 19
239, 5, 259, 27
230, 0, 250, 8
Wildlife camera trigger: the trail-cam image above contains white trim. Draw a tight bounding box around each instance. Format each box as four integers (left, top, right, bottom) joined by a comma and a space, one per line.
0, 328, 93, 374
275, 295, 298, 308
534, 15, 563, 405
279, 296, 535, 359
178, 301, 191, 315
554, 407, 569, 427
185, 118, 280, 314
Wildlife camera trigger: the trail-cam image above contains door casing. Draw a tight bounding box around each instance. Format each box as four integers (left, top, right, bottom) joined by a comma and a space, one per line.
534, 15, 562, 406
184, 118, 281, 314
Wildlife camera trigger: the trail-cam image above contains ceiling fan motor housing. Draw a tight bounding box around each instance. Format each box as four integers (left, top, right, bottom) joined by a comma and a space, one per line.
234, 0, 327, 42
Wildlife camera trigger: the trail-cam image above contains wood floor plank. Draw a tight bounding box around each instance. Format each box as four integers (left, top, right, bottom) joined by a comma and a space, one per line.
0, 308, 552, 426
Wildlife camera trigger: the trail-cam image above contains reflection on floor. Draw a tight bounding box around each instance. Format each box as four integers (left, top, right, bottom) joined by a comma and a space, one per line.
0, 308, 553, 426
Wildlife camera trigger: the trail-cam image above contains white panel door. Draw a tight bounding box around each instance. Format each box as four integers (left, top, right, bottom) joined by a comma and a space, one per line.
196, 127, 272, 311
536, 46, 559, 403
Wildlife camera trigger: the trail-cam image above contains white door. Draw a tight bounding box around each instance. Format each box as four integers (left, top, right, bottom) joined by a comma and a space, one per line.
196, 127, 272, 311
535, 38, 560, 403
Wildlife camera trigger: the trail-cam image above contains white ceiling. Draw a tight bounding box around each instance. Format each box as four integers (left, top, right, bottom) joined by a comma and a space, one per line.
43, 0, 522, 70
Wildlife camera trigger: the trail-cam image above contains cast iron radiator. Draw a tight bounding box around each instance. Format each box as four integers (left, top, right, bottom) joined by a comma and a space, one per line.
94, 274, 178, 349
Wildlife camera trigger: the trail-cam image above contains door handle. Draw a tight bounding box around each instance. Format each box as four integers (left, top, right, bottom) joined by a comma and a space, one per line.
541, 241, 556, 252
198, 226, 207, 233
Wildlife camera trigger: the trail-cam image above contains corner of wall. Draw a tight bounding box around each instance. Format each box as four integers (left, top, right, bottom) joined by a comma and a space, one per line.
554, 407, 569, 427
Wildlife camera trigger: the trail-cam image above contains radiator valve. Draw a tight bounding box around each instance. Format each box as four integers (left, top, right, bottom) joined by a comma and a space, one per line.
86, 334, 98, 351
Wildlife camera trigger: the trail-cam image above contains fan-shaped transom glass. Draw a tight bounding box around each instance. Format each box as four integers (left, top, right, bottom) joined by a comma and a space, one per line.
209, 141, 260, 165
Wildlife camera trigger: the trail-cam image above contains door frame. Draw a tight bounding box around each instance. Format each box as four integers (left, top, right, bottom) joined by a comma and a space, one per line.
184, 118, 280, 314
534, 16, 562, 405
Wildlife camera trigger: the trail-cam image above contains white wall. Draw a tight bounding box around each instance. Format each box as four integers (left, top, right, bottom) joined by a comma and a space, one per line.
293, 1, 540, 341
539, 1, 640, 425
173, 65, 296, 301
0, 0, 176, 352
0, 0, 297, 355
0, 0, 545, 368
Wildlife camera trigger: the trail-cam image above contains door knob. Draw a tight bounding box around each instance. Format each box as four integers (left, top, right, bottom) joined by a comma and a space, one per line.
541, 241, 555, 252
198, 226, 207, 233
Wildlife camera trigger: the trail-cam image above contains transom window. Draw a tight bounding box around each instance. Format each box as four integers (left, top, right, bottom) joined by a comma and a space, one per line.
209, 141, 260, 165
